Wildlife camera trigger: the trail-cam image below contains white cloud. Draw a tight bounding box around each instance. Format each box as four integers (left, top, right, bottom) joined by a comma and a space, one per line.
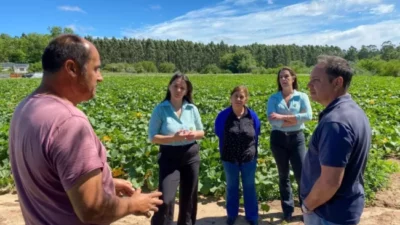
122, 0, 399, 49
370, 4, 395, 15
261, 20, 400, 49
344, 0, 381, 4
267, 0, 274, 4
66, 24, 94, 34
175, 5, 236, 20
58, 6, 86, 13
280, 1, 328, 16
150, 5, 162, 10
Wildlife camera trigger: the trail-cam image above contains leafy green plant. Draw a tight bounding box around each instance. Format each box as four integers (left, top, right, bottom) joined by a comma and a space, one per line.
0, 75, 398, 204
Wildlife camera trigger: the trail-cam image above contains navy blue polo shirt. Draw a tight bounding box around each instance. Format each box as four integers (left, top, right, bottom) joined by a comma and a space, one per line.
300, 94, 371, 225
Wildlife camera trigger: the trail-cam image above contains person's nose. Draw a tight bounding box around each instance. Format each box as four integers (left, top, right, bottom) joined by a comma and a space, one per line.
97, 72, 103, 83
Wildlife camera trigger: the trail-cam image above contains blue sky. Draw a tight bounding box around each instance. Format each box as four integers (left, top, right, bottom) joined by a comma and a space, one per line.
1, 0, 399, 49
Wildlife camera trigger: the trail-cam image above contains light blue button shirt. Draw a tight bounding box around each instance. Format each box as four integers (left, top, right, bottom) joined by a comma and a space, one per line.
266, 90, 312, 132
148, 100, 204, 146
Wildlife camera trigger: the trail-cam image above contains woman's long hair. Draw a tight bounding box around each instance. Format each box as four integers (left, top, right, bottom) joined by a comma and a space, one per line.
277, 66, 298, 91
164, 72, 193, 104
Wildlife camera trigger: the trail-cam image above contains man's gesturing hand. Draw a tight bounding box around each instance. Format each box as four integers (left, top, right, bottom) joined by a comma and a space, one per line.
129, 188, 163, 218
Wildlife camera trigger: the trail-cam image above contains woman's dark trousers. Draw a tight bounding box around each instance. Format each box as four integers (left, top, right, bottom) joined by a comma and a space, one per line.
151, 142, 200, 225
270, 130, 306, 218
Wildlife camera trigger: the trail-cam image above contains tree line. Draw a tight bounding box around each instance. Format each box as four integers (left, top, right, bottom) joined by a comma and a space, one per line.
0, 26, 399, 76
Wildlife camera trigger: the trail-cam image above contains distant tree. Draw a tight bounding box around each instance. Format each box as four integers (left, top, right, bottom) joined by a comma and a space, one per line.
125, 65, 136, 73
9, 49, 26, 63
28, 61, 42, 72
202, 64, 221, 74
289, 60, 310, 74
2, 28, 400, 76
357, 45, 380, 60
251, 66, 268, 74
158, 62, 176, 73
63, 27, 74, 34
221, 50, 257, 73
48, 26, 63, 38
344, 46, 358, 62
139, 61, 158, 73
134, 63, 145, 73
103, 63, 125, 72
381, 41, 398, 61
48, 26, 74, 39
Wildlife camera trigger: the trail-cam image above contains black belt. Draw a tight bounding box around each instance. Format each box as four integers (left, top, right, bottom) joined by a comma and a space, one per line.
273, 130, 302, 136
159, 141, 197, 151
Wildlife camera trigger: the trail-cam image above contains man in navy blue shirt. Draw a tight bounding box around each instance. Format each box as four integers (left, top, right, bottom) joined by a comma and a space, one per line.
300, 55, 371, 225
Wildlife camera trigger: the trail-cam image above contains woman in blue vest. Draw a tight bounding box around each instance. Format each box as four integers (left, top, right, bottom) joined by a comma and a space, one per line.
266, 67, 312, 222
148, 72, 205, 225
214, 85, 261, 225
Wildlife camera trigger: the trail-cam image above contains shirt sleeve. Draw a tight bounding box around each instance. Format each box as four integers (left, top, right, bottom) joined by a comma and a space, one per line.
295, 93, 312, 124
148, 105, 162, 141
214, 112, 221, 138
50, 116, 104, 191
193, 105, 204, 131
319, 122, 354, 167
266, 95, 284, 128
252, 111, 261, 136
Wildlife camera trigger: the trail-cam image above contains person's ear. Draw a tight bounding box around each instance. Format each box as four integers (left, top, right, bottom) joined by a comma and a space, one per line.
65, 60, 79, 78
335, 77, 344, 89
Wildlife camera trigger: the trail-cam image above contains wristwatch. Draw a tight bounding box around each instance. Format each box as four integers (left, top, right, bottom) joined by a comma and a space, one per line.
301, 203, 311, 214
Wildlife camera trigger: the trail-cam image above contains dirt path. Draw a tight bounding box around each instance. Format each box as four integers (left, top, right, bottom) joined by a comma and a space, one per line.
1, 172, 399, 225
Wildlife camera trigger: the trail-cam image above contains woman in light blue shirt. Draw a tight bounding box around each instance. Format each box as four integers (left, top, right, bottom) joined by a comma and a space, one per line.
266, 67, 312, 222
148, 72, 204, 225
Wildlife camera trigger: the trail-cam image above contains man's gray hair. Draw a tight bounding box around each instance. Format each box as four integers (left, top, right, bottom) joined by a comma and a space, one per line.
317, 55, 354, 90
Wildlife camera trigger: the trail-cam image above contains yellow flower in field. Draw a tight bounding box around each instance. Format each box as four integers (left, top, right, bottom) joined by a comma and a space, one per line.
382, 138, 388, 144
257, 158, 265, 164
369, 100, 375, 105
102, 135, 112, 142
112, 167, 125, 177
136, 112, 142, 119
144, 170, 152, 180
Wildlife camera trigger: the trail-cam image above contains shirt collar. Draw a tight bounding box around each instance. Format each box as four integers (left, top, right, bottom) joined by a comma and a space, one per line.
279, 89, 300, 97
318, 93, 352, 121
161, 100, 191, 109
228, 105, 251, 118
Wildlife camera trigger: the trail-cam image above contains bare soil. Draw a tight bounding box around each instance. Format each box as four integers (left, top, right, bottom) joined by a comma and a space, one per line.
1, 166, 400, 225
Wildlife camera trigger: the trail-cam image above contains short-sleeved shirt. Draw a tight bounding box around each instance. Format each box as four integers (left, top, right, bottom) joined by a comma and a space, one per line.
267, 90, 312, 132
9, 94, 115, 225
221, 110, 256, 163
300, 94, 371, 225
148, 100, 204, 146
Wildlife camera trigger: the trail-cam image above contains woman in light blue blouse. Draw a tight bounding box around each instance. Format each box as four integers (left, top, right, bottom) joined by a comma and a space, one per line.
148, 72, 204, 225
266, 67, 312, 222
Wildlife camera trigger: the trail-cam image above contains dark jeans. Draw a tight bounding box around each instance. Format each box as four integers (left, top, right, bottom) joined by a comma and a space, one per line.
270, 130, 306, 217
303, 212, 342, 225
151, 142, 200, 225
222, 159, 258, 223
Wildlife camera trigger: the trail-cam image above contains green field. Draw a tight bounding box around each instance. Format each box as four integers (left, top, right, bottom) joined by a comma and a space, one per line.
0, 74, 399, 203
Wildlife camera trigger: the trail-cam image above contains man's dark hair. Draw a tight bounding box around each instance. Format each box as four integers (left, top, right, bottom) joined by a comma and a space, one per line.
42, 34, 90, 74
317, 55, 354, 90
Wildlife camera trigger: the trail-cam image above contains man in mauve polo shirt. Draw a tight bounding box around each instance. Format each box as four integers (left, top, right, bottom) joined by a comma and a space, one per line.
9, 34, 162, 225
300, 55, 371, 225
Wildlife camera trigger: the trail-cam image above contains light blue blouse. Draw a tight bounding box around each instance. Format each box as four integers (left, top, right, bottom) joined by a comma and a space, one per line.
148, 100, 204, 146
266, 90, 312, 132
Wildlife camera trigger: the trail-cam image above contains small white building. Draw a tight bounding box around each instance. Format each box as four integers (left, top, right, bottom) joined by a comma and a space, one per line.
0, 62, 30, 73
